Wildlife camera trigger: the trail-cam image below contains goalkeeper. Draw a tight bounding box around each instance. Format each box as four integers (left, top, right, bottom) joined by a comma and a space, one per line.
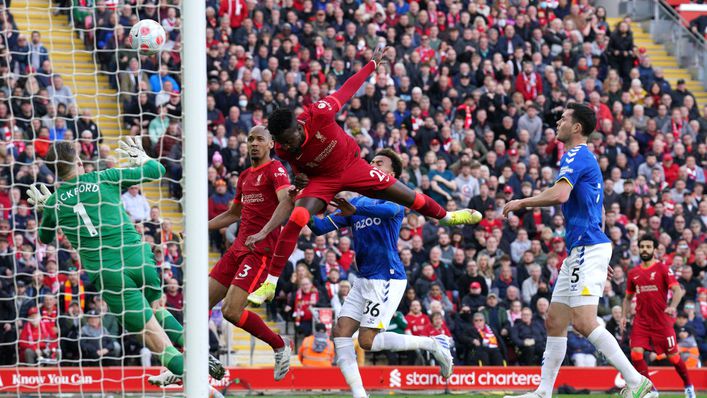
28, 138, 225, 387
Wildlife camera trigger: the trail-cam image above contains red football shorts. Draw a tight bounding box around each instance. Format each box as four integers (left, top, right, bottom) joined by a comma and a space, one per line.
296, 157, 398, 203
630, 325, 679, 356
209, 246, 269, 293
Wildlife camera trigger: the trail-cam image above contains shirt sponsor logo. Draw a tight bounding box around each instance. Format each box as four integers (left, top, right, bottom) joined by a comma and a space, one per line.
354, 217, 382, 230
58, 183, 100, 202
241, 193, 265, 204
559, 166, 574, 175
636, 285, 658, 294
314, 140, 337, 162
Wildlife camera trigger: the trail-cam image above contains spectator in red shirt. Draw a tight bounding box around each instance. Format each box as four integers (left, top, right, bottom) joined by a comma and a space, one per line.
423, 312, 452, 338
663, 154, 680, 186
219, 0, 247, 29
415, 36, 436, 64
18, 306, 58, 365
290, 277, 322, 337
405, 300, 430, 336
164, 278, 183, 312
479, 204, 503, 234
588, 91, 613, 128
40, 294, 58, 337
335, 236, 354, 272
550, 237, 568, 266
515, 61, 543, 101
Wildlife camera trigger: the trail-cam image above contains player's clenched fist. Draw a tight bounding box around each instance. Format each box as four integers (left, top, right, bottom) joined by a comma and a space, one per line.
27, 184, 52, 212
117, 136, 150, 167
293, 173, 309, 190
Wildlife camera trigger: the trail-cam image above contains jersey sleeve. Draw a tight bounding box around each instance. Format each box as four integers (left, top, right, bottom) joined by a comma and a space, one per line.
626, 269, 635, 295
329, 61, 375, 111
270, 161, 291, 192
98, 159, 166, 189
233, 172, 244, 205
308, 212, 350, 235
310, 98, 340, 127
555, 152, 584, 188
38, 196, 57, 244
665, 264, 679, 288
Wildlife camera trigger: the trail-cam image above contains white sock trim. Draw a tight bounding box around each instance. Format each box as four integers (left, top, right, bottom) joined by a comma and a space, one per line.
265, 274, 278, 285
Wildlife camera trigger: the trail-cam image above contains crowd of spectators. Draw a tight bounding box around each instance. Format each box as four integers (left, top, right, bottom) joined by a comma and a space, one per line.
0, 0, 706, 370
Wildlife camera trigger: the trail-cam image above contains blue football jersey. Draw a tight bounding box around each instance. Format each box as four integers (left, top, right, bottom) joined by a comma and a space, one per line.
309, 196, 406, 280
555, 144, 610, 251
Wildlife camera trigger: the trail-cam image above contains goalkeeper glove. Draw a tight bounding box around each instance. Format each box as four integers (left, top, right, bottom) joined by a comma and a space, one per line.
116, 136, 151, 167
27, 184, 52, 212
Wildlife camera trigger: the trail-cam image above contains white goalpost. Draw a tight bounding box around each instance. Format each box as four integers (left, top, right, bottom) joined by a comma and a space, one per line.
181, 0, 209, 396
0, 0, 211, 395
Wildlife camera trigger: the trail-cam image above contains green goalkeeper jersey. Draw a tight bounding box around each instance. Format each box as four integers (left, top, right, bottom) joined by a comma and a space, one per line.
39, 160, 166, 270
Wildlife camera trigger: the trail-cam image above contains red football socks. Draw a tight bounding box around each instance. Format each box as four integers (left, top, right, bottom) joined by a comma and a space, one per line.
411, 192, 447, 219
236, 310, 285, 350
630, 350, 649, 379
631, 357, 650, 379
268, 207, 310, 277
669, 354, 692, 387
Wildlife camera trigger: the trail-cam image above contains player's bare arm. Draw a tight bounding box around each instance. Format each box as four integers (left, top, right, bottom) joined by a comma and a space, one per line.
208, 200, 242, 230
245, 187, 297, 250
620, 291, 634, 333
432, 174, 457, 191
430, 179, 454, 201
665, 284, 685, 317
503, 179, 572, 218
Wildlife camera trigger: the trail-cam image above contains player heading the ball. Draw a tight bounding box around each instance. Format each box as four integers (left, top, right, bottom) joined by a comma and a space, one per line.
246, 46, 482, 306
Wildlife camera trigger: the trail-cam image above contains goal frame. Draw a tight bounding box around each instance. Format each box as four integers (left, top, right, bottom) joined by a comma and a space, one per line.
181, 0, 210, 396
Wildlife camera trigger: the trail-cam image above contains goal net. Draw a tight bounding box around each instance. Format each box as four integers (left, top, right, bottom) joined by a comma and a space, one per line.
0, 0, 206, 395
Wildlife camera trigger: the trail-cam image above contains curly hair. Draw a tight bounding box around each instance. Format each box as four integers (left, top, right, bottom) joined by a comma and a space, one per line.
375, 148, 403, 179
266, 108, 296, 137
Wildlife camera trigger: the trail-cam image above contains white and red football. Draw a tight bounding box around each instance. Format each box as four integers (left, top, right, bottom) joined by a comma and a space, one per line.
129, 19, 166, 56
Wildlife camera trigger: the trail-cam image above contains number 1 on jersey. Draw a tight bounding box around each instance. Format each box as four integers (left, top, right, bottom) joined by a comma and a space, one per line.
73, 203, 98, 237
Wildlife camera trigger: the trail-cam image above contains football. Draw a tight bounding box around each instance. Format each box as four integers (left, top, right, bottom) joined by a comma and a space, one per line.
129, 19, 166, 56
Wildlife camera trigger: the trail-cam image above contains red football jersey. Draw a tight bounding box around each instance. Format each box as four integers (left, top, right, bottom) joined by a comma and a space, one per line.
626, 261, 679, 329
405, 313, 431, 336
233, 160, 290, 254
274, 96, 362, 177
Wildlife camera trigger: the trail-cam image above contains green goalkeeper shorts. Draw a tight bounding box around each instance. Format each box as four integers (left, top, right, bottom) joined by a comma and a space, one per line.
87, 244, 162, 332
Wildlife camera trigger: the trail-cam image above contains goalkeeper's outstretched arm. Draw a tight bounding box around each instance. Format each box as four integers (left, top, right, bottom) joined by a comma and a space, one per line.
100, 137, 166, 188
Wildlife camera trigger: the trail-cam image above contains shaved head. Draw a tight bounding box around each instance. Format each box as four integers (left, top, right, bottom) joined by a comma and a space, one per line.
249, 125, 271, 139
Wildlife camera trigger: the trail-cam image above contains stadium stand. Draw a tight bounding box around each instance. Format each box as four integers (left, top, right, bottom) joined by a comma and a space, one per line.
0, 0, 705, 372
